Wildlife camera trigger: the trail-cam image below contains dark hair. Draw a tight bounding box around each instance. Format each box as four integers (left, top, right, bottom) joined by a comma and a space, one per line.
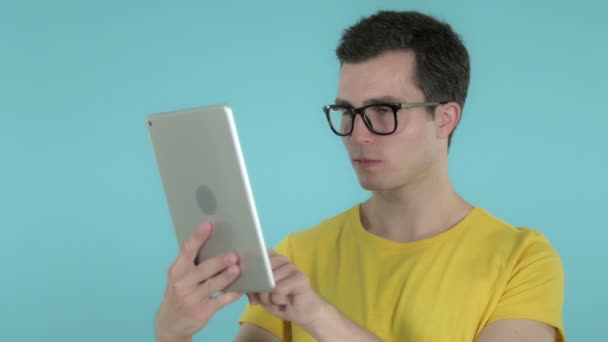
336, 10, 470, 148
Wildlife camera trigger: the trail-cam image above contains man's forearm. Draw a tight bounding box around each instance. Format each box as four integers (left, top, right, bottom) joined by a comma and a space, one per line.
157, 337, 192, 342
302, 304, 383, 342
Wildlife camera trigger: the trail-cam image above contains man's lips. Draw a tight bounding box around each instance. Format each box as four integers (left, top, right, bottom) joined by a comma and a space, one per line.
352, 158, 382, 168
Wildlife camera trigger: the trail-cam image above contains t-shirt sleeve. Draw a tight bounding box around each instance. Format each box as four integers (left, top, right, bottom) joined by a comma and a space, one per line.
487, 230, 566, 341
237, 235, 292, 341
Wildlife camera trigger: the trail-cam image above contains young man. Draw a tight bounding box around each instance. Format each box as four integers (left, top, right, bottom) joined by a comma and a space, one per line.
154, 10, 565, 342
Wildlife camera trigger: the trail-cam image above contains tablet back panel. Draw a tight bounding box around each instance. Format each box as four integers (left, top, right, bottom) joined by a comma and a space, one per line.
147, 104, 274, 292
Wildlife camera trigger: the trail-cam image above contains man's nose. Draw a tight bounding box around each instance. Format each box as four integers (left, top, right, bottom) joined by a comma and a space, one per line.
350, 114, 374, 144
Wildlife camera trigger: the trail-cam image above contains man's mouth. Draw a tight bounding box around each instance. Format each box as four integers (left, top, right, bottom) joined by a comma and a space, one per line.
353, 158, 382, 168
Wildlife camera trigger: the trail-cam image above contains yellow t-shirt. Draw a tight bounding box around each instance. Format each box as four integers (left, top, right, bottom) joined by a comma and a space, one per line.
239, 204, 565, 341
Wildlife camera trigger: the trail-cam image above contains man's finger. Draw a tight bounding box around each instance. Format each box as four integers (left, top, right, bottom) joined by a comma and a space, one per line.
268, 265, 300, 306
269, 254, 290, 270
178, 252, 238, 287
192, 265, 241, 302
260, 301, 286, 316
180, 222, 214, 263
271, 291, 290, 306
259, 291, 273, 307
275, 271, 309, 296
273, 263, 299, 283
209, 291, 244, 312
186, 264, 240, 304
246, 293, 257, 305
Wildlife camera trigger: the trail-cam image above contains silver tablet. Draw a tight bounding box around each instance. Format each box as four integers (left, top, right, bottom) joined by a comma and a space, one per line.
147, 104, 275, 293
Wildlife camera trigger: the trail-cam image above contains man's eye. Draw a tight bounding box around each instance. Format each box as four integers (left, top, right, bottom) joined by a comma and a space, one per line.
370, 106, 391, 114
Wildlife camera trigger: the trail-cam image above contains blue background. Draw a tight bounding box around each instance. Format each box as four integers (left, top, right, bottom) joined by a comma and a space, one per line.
1, 0, 605, 341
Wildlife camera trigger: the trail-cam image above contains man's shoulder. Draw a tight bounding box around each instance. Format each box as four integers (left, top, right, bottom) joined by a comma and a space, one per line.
472, 207, 559, 257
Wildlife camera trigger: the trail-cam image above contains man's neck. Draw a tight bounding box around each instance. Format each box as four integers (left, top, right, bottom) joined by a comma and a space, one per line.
360, 171, 473, 243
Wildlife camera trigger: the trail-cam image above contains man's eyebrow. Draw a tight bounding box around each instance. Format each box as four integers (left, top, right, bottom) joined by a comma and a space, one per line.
334, 98, 352, 106
334, 96, 406, 107
363, 96, 404, 105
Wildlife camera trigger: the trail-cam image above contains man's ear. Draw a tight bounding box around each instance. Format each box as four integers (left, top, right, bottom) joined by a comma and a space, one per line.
435, 102, 461, 139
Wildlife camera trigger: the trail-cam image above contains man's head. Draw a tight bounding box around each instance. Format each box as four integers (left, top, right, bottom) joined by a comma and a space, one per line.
330, 10, 470, 191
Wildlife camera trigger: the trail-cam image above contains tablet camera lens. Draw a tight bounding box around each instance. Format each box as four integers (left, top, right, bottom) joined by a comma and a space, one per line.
196, 185, 217, 215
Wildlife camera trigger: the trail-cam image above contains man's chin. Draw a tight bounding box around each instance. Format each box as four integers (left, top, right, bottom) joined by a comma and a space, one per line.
357, 178, 385, 192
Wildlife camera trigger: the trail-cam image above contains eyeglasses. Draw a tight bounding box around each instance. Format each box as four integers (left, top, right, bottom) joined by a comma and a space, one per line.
323, 101, 448, 136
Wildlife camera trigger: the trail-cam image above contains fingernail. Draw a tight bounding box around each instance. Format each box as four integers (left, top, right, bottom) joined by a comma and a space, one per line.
229, 265, 239, 274
225, 253, 236, 263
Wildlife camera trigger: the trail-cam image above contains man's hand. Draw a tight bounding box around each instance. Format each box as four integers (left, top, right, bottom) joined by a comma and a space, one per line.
247, 250, 382, 342
247, 249, 330, 329
155, 222, 244, 342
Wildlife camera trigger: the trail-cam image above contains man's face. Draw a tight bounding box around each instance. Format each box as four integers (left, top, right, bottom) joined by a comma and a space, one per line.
337, 50, 443, 191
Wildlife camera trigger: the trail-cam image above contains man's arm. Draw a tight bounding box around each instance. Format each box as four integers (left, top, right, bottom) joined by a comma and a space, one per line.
234, 323, 282, 342
239, 249, 384, 342
310, 316, 558, 342
234, 306, 381, 342
234, 323, 281, 342
301, 304, 382, 342
476, 319, 557, 342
